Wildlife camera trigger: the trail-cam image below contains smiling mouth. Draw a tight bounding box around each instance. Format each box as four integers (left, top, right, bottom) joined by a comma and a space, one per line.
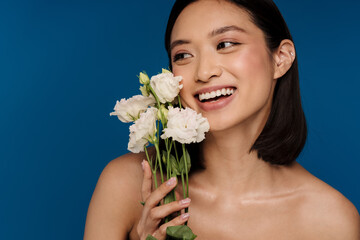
197, 87, 235, 102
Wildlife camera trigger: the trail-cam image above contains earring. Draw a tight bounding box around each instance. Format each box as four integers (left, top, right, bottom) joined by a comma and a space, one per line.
290, 52, 294, 56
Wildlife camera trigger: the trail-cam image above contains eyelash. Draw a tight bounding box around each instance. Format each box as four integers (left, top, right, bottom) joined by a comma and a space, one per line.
217, 41, 240, 50
172, 41, 240, 62
173, 53, 192, 62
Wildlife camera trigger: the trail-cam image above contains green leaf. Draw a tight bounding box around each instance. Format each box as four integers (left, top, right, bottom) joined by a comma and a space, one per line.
166, 225, 197, 240
164, 191, 175, 205
164, 175, 177, 205
146, 234, 158, 240
178, 156, 184, 173
185, 149, 191, 173
169, 154, 180, 175
179, 149, 191, 174
162, 152, 167, 165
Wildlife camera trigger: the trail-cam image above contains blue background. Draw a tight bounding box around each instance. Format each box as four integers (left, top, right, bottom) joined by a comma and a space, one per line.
0, 0, 359, 239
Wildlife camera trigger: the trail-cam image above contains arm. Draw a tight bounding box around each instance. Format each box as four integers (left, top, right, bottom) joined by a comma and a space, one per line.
327, 197, 360, 240
301, 187, 360, 240
83, 153, 191, 240
84, 153, 144, 239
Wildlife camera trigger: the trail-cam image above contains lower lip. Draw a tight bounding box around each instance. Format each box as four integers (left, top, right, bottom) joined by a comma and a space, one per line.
197, 91, 236, 111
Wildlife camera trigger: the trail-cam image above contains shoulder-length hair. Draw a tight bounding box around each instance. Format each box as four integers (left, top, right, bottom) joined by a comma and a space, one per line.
164, 0, 307, 165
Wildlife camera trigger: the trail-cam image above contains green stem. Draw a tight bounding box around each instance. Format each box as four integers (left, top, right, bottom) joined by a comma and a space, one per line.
144, 147, 158, 189
165, 138, 169, 179
172, 141, 183, 219
164, 140, 175, 224
182, 144, 189, 223
182, 144, 189, 198
181, 173, 186, 199
174, 141, 179, 162
167, 140, 173, 179
155, 143, 164, 184
156, 120, 160, 144
148, 85, 162, 109
177, 95, 182, 109
174, 142, 185, 198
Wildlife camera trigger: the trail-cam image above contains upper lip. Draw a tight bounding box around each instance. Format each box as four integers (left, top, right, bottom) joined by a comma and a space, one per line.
194, 85, 237, 96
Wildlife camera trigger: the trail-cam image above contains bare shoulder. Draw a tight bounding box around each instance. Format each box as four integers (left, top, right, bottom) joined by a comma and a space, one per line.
293, 164, 360, 239
84, 151, 147, 240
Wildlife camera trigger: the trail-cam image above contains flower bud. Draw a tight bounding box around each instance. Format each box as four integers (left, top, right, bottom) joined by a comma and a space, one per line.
162, 154, 167, 165
162, 68, 172, 74
139, 85, 150, 97
157, 104, 168, 124
139, 72, 150, 85
148, 133, 157, 145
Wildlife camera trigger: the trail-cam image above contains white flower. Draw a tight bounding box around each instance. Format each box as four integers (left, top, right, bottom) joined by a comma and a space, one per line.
128, 107, 158, 153
110, 95, 156, 123
150, 72, 183, 103
161, 107, 210, 144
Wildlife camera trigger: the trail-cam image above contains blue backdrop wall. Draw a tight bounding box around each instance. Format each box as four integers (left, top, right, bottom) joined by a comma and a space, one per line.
0, 0, 359, 239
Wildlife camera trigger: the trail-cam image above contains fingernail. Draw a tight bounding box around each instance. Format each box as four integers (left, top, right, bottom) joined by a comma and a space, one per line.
141, 160, 145, 170
166, 177, 176, 186
180, 213, 190, 220
179, 198, 191, 205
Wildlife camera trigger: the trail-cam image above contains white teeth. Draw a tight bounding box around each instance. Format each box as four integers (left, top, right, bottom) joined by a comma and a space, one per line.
198, 88, 235, 101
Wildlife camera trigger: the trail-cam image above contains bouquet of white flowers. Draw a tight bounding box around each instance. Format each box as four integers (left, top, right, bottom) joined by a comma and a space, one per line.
110, 69, 209, 240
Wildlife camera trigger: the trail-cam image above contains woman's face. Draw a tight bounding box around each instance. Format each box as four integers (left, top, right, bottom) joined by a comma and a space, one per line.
170, 0, 278, 132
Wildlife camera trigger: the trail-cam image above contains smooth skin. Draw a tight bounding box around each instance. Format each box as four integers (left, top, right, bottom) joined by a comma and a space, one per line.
84, 1, 360, 239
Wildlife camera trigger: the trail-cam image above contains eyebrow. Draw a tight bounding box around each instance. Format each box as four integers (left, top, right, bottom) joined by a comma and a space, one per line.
170, 39, 191, 51
170, 25, 246, 51
209, 25, 246, 37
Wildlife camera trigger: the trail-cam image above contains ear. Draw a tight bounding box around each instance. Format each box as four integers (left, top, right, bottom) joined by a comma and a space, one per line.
272, 39, 296, 79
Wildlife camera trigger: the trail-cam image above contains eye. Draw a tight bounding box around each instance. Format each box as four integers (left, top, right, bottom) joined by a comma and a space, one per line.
173, 52, 192, 62
216, 41, 240, 50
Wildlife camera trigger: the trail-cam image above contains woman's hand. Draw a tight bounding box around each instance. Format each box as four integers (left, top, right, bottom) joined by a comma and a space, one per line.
137, 160, 191, 240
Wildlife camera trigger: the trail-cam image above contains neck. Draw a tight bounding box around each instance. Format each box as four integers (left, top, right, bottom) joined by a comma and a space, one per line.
193, 115, 281, 198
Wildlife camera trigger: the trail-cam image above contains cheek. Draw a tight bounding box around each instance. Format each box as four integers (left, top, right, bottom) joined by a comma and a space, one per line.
225, 46, 275, 120
180, 86, 196, 109
231, 46, 272, 78
174, 68, 194, 108
229, 46, 274, 93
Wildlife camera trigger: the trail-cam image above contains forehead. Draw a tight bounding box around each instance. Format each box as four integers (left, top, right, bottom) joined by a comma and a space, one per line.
171, 0, 263, 41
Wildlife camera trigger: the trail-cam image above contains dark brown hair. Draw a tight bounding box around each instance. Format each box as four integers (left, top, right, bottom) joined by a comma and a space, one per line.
164, 0, 307, 165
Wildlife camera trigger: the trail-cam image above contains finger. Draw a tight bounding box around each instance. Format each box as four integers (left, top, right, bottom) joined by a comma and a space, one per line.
141, 160, 152, 202
154, 212, 191, 239
149, 198, 191, 220
145, 177, 177, 208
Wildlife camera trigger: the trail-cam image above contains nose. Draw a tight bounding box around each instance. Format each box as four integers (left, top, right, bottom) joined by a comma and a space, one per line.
196, 53, 222, 82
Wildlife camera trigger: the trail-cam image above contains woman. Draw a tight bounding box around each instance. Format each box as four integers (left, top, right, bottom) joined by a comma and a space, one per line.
84, 0, 360, 239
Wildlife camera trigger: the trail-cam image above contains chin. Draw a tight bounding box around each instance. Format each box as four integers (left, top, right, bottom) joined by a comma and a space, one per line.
205, 115, 237, 133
